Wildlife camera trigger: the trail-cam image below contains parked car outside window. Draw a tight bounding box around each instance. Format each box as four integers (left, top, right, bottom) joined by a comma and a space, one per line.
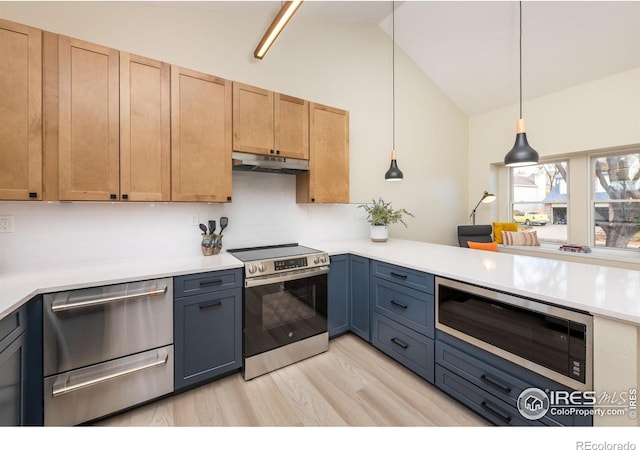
513, 211, 550, 226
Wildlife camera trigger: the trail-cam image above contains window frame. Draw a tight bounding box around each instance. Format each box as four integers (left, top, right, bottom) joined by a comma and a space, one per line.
508, 158, 570, 244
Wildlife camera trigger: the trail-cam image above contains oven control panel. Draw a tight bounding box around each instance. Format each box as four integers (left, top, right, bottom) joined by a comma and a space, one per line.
274, 257, 308, 271
245, 252, 329, 277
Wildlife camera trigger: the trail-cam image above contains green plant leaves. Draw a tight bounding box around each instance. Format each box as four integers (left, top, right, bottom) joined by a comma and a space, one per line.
358, 197, 414, 227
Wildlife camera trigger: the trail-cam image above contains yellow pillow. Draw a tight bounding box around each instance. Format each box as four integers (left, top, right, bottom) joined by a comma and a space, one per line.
467, 241, 498, 252
492, 222, 518, 244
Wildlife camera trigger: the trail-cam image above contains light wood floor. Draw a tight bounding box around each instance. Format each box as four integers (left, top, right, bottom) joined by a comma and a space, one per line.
95, 333, 490, 427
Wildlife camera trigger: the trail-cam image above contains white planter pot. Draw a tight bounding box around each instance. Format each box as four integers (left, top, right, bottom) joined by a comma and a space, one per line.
370, 225, 389, 242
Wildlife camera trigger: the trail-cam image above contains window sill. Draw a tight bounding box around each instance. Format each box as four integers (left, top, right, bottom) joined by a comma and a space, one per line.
498, 243, 640, 270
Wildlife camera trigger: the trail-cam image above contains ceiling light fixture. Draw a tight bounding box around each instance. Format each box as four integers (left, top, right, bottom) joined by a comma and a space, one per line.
385, 1, 403, 182
504, 1, 539, 168
254, 1, 303, 60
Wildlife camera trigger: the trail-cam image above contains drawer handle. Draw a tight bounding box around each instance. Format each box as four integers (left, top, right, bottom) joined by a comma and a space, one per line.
390, 272, 408, 280
390, 300, 408, 309
480, 374, 512, 394
51, 286, 168, 312
52, 351, 168, 397
480, 401, 512, 424
199, 279, 223, 288
390, 337, 409, 349
199, 300, 222, 310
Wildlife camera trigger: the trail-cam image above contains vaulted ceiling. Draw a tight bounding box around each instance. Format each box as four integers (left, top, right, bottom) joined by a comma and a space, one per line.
153, 1, 640, 116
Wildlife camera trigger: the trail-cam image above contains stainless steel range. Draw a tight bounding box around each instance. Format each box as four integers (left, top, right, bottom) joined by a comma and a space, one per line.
228, 243, 329, 380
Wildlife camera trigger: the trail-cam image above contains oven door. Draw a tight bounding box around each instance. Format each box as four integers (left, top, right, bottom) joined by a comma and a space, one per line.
244, 267, 328, 358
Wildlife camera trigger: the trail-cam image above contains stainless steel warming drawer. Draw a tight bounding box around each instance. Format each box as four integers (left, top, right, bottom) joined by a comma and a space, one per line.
42, 278, 174, 426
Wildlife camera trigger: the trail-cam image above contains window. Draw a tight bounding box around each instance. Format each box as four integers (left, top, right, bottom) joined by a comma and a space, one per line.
510, 161, 568, 243
592, 150, 640, 249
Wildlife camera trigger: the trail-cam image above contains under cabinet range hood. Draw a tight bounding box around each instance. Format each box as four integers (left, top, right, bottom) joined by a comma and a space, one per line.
232, 151, 309, 175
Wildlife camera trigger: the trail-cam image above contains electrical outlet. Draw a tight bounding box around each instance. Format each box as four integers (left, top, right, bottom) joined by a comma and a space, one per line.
189, 213, 199, 226
0, 216, 14, 233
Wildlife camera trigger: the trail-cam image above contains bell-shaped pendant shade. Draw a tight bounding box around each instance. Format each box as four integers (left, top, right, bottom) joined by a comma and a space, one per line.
385, 150, 403, 181
504, 119, 539, 167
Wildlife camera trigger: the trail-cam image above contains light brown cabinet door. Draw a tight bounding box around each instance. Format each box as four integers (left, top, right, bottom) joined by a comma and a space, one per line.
0, 19, 42, 200
120, 53, 170, 202
297, 103, 349, 203
275, 94, 309, 160
58, 36, 119, 201
232, 82, 274, 156
171, 66, 232, 202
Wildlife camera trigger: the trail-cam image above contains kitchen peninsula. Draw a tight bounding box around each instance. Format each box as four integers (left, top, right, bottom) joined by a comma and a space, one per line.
2, 238, 639, 427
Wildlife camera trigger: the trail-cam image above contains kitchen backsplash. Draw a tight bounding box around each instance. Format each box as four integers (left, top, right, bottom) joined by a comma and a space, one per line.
0, 172, 368, 271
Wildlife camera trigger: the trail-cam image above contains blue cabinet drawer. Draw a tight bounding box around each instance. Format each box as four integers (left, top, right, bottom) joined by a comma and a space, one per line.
435, 365, 543, 426
372, 278, 434, 338
174, 269, 242, 298
372, 261, 434, 294
371, 313, 434, 383
436, 334, 591, 426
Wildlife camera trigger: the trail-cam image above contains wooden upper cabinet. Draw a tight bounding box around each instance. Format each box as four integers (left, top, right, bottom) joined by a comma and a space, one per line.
233, 83, 273, 156
58, 36, 119, 201
297, 103, 349, 203
0, 19, 42, 200
120, 53, 170, 201
171, 66, 232, 202
233, 82, 309, 159
276, 93, 309, 160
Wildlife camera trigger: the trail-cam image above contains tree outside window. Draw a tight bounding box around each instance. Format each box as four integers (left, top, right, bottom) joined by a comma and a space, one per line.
593, 152, 640, 249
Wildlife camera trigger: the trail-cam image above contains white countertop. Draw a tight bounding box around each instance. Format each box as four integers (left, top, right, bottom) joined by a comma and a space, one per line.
2, 238, 640, 325
303, 239, 640, 325
0, 253, 243, 320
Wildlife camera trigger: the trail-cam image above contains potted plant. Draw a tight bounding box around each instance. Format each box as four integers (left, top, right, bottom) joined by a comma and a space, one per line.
358, 197, 414, 242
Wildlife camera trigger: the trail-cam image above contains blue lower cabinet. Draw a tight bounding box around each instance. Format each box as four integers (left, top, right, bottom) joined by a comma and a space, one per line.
435, 365, 541, 426
328, 254, 350, 338
371, 313, 434, 383
0, 331, 25, 426
435, 333, 592, 426
349, 255, 370, 341
174, 287, 242, 391
0, 301, 37, 426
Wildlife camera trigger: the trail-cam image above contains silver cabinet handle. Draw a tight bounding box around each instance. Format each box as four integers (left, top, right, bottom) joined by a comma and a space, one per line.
244, 266, 329, 288
52, 351, 168, 397
51, 286, 167, 312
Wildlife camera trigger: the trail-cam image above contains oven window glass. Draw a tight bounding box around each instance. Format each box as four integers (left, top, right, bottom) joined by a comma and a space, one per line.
244, 274, 327, 358
438, 284, 586, 382
262, 287, 316, 330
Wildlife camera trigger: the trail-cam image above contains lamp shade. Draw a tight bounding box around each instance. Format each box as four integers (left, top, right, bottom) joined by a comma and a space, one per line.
504, 119, 539, 167
385, 150, 403, 181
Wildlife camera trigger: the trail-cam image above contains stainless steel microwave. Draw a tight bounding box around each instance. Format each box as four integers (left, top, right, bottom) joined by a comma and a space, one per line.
435, 277, 593, 391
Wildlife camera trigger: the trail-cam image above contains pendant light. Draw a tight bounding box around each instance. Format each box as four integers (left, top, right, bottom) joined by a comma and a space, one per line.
504, 1, 539, 168
385, 1, 403, 181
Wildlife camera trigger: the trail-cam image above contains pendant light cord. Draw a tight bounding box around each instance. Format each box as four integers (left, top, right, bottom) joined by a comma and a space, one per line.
392, 0, 396, 151
519, 0, 523, 119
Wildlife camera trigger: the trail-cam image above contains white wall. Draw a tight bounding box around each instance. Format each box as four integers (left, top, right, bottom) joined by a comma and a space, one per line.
0, 1, 469, 271
468, 67, 640, 227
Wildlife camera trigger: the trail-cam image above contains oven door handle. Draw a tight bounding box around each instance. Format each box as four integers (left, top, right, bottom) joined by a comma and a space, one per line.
51, 350, 169, 397
51, 286, 168, 312
244, 266, 329, 288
